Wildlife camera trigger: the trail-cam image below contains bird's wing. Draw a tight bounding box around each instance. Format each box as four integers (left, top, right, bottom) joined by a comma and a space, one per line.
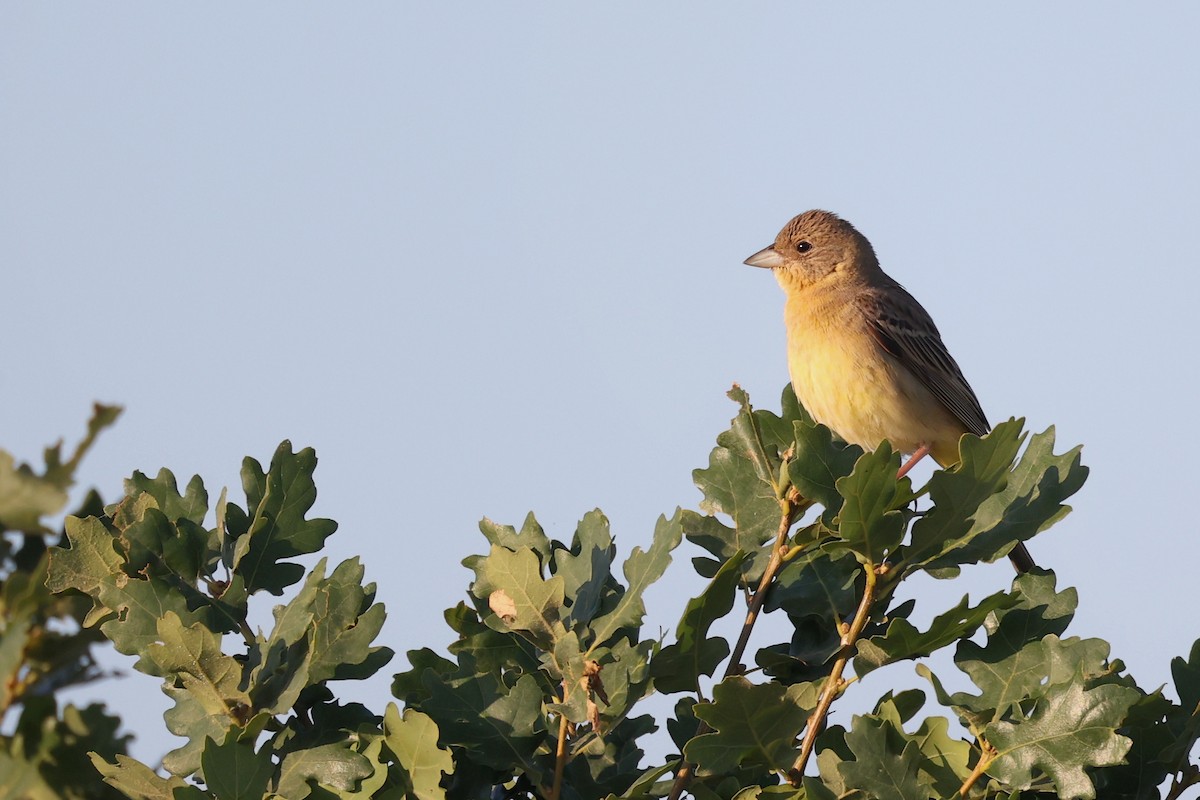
857, 283, 990, 436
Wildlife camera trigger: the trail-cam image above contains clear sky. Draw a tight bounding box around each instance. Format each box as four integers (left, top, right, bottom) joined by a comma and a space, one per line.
4, 4, 1198, 766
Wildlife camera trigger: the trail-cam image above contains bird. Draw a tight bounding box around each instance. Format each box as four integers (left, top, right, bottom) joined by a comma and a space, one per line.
744, 209, 1035, 573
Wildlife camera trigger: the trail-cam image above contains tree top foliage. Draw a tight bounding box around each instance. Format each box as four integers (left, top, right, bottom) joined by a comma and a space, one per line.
0, 387, 1196, 798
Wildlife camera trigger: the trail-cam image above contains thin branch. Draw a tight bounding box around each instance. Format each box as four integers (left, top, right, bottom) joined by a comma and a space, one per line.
667, 760, 697, 800
550, 681, 570, 800
957, 743, 995, 797
788, 562, 878, 783
667, 493, 802, 800
729, 500, 799, 672
238, 619, 256, 647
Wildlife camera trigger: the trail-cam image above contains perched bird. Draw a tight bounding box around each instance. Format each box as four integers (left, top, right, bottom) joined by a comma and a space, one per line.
745, 210, 1035, 573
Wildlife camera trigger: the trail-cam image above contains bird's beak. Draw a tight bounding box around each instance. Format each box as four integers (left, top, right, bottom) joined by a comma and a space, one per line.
744, 245, 784, 269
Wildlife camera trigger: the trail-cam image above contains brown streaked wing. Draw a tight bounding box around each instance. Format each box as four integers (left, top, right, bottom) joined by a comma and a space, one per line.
857, 283, 990, 436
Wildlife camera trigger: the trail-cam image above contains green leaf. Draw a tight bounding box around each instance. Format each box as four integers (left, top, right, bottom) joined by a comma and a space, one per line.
1152, 638, 1200, 771
545, 630, 589, 719
667, 696, 701, 754
232, 442, 338, 595
0, 450, 69, 532
383, 704, 453, 800
832, 443, 907, 565
867, 695, 975, 796
987, 570, 1077, 640
48, 516, 215, 666
554, 509, 615, 628
685, 676, 819, 775
854, 590, 1019, 677
391, 648, 458, 706
1, 547, 110, 705
902, 423, 1086, 571
479, 512, 552, 566
1, 698, 130, 800
470, 544, 566, 648
906, 418, 1023, 558
45, 514, 129, 605
986, 682, 1140, 799
766, 545, 860, 619
565, 713, 658, 797
798, 779, 839, 800
725, 384, 795, 488
200, 734, 274, 800
0, 614, 33, 708
420, 670, 543, 773
730, 787, 810, 800
585, 510, 683, 653
148, 612, 251, 776
41, 403, 124, 490
681, 511, 769, 581
905, 716, 974, 796
618, 761, 678, 799
787, 420, 863, 525
948, 574, 1090, 718
548, 632, 654, 729
90, 754, 193, 800
247, 561, 326, 715
117, 505, 207, 583
872, 689, 928, 727
690, 388, 790, 576
838, 716, 936, 800
444, 602, 541, 676
308, 558, 392, 683
118, 468, 209, 527
276, 741, 375, 799
331, 736, 389, 799
1172, 637, 1200, 711
580, 636, 655, 727
1, 404, 121, 532
1088, 688, 1176, 799
957, 427, 1088, 565
652, 552, 748, 694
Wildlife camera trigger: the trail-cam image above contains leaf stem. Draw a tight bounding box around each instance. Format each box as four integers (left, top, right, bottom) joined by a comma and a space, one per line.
788, 561, 878, 783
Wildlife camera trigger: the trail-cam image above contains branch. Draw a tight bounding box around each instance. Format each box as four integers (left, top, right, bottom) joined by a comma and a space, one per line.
550, 680, 570, 800
788, 561, 878, 783
957, 742, 995, 797
667, 491, 804, 800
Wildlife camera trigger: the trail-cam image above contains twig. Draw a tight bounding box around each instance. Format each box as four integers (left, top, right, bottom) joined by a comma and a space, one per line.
550, 681, 570, 800
788, 562, 878, 783
729, 500, 800, 671
667, 494, 800, 800
238, 619, 256, 647
957, 742, 995, 797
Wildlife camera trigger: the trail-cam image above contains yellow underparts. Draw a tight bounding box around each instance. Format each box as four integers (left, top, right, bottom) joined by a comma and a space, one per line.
783, 294, 966, 467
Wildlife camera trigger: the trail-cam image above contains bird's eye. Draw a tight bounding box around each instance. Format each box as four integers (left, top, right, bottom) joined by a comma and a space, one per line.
796, 241, 812, 253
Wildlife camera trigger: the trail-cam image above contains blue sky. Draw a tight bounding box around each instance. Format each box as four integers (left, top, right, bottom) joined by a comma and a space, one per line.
4, 4, 1198, 765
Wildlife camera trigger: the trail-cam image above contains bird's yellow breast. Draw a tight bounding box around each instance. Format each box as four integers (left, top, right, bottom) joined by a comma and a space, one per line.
782, 288, 965, 463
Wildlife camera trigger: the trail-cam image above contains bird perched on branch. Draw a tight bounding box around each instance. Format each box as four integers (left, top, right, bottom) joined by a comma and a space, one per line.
745, 209, 1035, 573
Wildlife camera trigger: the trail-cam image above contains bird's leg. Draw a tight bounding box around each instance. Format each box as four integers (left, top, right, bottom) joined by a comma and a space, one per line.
896, 443, 931, 480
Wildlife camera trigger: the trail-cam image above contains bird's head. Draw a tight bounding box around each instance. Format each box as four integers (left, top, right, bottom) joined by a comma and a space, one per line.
744, 209, 879, 290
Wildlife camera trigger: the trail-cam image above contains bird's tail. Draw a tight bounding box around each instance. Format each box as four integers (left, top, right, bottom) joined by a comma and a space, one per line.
1008, 542, 1036, 573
